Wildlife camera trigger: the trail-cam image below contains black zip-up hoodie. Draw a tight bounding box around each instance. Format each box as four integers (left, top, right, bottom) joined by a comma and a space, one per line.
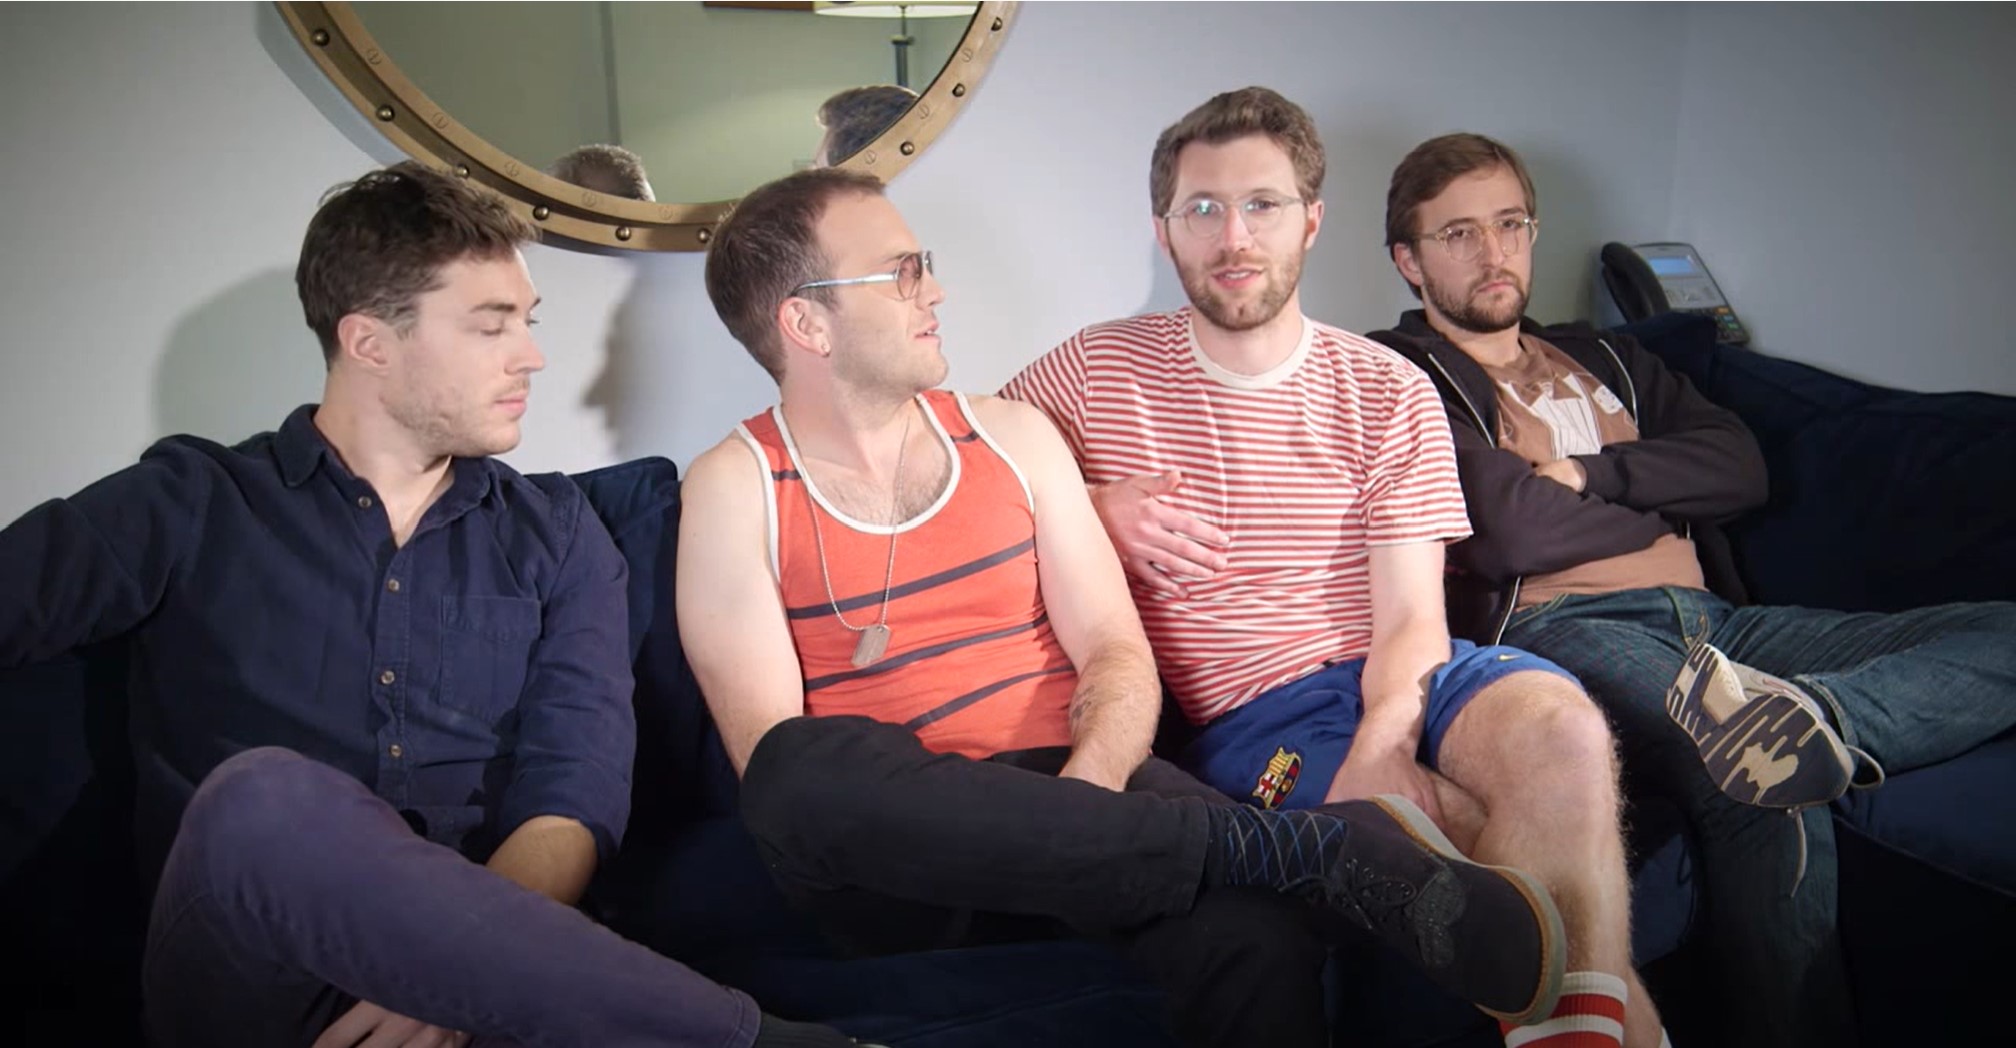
1366, 310, 1770, 643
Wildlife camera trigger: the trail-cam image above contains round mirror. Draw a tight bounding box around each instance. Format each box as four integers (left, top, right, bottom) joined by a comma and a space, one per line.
278, 1, 1019, 251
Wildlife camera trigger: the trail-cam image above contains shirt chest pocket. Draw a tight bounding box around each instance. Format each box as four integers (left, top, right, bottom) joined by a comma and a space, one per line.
438, 596, 543, 723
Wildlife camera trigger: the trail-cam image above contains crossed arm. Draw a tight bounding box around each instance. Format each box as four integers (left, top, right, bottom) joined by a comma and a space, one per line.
1450, 345, 1768, 583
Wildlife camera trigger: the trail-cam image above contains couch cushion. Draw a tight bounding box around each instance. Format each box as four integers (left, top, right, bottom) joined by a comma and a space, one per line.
1833, 729, 2016, 891
567, 458, 740, 846
0, 645, 145, 1041
601, 814, 1176, 1047
716, 944, 1175, 1048
1623, 313, 2016, 612
1834, 807, 2016, 1045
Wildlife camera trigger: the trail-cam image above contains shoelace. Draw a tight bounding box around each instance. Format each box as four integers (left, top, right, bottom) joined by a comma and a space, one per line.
1787, 808, 1810, 896
1846, 742, 1887, 790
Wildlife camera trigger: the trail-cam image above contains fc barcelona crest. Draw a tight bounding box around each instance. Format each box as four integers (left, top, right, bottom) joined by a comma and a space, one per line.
1251, 747, 1302, 809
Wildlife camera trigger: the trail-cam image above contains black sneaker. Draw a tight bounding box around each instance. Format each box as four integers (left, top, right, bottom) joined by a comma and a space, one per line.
1665, 641, 1879, 809
1299, 794, 1566, 1026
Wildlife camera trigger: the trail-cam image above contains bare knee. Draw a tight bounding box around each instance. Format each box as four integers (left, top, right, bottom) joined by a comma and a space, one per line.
1457, 673, 1619, 792
1546, 680, 1616, 753
1526, 679, 1618, 781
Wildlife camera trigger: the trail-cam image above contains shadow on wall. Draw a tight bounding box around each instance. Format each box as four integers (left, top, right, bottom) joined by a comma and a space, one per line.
1303, 121, 1437, 333
1134, 238, 1188, 319
584, 253, 779, 469
1518, 144, 1612, 326
155, 270, 327, 443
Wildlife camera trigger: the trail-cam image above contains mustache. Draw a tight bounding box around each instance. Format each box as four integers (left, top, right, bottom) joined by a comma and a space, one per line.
1210, 251, 1269, 270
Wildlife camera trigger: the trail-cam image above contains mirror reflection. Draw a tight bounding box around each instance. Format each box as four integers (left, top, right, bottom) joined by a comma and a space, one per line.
353, 1, 975, 204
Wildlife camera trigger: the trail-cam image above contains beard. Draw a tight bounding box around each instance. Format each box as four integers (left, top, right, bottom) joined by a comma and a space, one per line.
1422, 266, 1529, 335
1177, 244, 1305, 333
385, 384, 522, 459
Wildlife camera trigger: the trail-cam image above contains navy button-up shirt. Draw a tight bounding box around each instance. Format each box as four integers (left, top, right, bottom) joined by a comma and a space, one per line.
1, 406, 635, 882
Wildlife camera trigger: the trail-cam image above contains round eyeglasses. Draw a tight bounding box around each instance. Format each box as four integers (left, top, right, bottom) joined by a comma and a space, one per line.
1162, 194, 1307, 239
792, 250, 935, 301
1418, 215, 1539, 263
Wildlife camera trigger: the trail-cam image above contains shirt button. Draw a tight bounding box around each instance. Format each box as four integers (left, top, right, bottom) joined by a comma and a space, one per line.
386, 578, 401, 593
388, 743, 403, 759
357, 495, 374, 509
379, 669, 396, 685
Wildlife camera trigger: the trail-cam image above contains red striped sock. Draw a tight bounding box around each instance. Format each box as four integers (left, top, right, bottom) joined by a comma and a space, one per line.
1499, 971, 1627, 1047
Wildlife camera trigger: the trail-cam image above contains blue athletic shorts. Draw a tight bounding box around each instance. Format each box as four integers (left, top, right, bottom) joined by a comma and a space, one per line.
1179, 640, 1580, 811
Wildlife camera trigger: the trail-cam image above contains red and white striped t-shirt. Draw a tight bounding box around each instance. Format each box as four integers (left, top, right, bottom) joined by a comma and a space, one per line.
1000, 308, 1472, 725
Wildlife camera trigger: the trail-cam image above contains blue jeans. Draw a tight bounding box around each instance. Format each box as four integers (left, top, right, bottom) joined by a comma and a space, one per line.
143, 748, 761, 1048
1505, 587, 2016, 1048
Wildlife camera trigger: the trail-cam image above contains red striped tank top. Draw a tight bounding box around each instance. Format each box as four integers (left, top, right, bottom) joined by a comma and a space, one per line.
735, 390, 1076, 759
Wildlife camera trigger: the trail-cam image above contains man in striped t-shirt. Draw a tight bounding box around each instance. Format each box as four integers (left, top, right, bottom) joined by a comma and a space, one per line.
1003, 89, 1666, 1048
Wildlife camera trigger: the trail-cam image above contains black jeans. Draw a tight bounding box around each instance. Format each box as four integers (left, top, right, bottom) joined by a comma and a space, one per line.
741, 715, 1337, 1048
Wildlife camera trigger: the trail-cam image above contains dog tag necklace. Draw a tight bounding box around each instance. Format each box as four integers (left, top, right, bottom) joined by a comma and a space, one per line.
807, 406, 911, 667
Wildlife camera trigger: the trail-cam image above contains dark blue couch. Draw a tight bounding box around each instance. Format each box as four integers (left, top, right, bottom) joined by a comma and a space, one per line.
1621, 313, 2016, 1047
3, 319, 2009, 1045
0, 458, 1691, 1048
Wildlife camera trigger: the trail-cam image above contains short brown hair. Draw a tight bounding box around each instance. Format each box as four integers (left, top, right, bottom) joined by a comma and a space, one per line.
817, 85, 918, 165
704, 167, 886, 382
548, 143, 655, 202
296, 161, 537, 364
1383, 132, 1537, 249
1149, 87, 1326, 218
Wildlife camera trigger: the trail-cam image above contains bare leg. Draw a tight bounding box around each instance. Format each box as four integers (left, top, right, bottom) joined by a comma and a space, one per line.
1437, 671, 1661, 1047
1427, 770, 1489, 856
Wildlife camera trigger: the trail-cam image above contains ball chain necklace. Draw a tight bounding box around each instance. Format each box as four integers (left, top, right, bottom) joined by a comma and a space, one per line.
805, 404, 913, 668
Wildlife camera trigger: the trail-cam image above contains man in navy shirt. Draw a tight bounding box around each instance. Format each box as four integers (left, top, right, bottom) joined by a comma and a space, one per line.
0, 163, 857, 1048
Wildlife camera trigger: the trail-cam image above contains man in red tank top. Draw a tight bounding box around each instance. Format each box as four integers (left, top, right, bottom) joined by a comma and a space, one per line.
675, 167, 1576, 1045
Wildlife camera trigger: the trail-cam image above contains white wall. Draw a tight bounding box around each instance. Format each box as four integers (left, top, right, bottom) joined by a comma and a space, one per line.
1668, 3, 2016, 394
2, 2, 2009, 530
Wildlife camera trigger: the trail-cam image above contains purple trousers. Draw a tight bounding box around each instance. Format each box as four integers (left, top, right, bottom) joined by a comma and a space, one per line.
142, 747, 760, 1048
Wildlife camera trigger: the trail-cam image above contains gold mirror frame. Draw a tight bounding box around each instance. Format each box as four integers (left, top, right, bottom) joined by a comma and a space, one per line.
276, 1, 1020, 251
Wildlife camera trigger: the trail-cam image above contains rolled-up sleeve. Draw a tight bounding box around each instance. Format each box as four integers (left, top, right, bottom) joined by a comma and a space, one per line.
497, 491, 636, 864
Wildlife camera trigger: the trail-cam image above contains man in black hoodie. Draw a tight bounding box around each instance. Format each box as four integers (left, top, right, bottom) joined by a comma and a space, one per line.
1366, 132, 2016, 1048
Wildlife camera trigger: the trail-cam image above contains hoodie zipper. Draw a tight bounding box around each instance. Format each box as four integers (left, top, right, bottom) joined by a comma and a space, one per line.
1596, 338, 1640, 419
1594, 337, 1691, 540
1426, 353, 1523, 643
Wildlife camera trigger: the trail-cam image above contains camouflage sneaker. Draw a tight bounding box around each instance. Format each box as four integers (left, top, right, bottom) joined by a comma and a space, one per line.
1666, 640, 1880, 809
